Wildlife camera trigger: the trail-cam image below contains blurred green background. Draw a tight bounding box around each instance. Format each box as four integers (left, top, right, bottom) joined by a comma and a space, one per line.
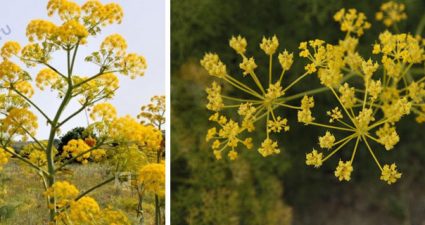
171, 0, 425, 224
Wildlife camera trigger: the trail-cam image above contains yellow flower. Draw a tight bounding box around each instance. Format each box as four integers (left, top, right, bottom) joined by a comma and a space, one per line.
338, 83, 356, 109
200, 53, 227, 78
21, 43, 47, 66
318, 67, 342, 87
306, 149, 322, 168
334, 160, 353, 181
121, 53, 147, 79
68, 196, 101, 223
47, 0, 81, 21
267, 116, 289, 133
82, 0, 124, 28
29, 150, 47, 166
229, 35, 247, 54
109, 116, 163, 151
138, 95, 166, 128
380, 163, 402, 184
260, 35, 279, 55
333, 8, 371, 36
382, 98, 412, 123
376, 1, 407, 27
319, 131, 335, 149
26, 20, 57, 42
367, 80, 382, 100
1, 41, 21, 59
56, 20, 89, 45
101, 34, 128, 56
218, 119, 242, 148
14, 81, 34, 98
298, 96, 315, 124
239, 57, 257, 75
138, 163, 165, 196
44, 181, 80, 208
90, 102, 117, 122
0, 148, 13, 171
206, 81, 224, 111
0, 60, 25, 82
228, 150, 238, 160
407, 82, 425, 103
278, 50, 293, 71
2, 108, 38, 142
36, 68, 63, 91
62, 139, 91, 164
327, 107, 343, 123
361, 59, 379, 79
265, 82, 285, 101
206, 127, 217, 142
91, 149, 106, 162
258, 138, 280, 157
376, 124, 399, 150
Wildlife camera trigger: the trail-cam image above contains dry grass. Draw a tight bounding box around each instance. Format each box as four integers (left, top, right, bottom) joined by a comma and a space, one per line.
0, 159, 159, 225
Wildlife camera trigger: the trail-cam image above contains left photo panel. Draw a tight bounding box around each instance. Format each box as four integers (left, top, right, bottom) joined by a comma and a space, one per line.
0, 0, 166, 224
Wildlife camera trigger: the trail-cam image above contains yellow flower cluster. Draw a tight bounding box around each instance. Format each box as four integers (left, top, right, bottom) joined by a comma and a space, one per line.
73, 72, 119, 103
121, 53, 148, 79
260, 35, 279, 55
305, 149, 322, 168
46, 180, 130, 225
319, 131, 335, 149
203, 34, 315, 160
299, 39, 345, 77
298, 96, 315, 124
67, 196, 100, 223
81, 0, 124, 28
138, 95, 166, 129
200, 53, 227, 78
333, 8, 371, 36
44, 181, 79, 208
1, 41, 20, 59
334, 160, 353, 181
1, 108, 38, 142
28, 150, 47, 166
90, 102, 117, 122
35, 68, 63, 91
0, 60, 25, 82
14, 81, 34, 98
206, 82, 224, 111
138, 162, 165, 197
229, 35, 247, 54
0, 148, 13, 171
203, 3, 424, 184
47, 0, 81, 21
56, 19, 89, 45
380, 163, 402, 184
101, 34, 128, 56
376, 1, 407, 27
26, 20, 57, 42
299, 6, 420, 184
90, 149, 106, 162
109, 116, 163, 152
206, 113, 252, 160
20, 43, 48, 66
62, 139, 91, 164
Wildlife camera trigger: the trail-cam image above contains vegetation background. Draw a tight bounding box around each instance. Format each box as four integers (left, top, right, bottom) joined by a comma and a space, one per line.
171, 0, 425, 224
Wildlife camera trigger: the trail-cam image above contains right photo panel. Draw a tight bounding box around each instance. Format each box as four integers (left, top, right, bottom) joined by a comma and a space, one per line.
171, 1, 425, 225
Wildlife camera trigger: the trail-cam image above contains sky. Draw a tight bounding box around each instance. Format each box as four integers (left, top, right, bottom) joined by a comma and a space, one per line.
0, 0, 165, 138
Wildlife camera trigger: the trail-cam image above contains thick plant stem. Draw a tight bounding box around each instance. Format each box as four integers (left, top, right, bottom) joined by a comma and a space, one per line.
45, 44, 79, 221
